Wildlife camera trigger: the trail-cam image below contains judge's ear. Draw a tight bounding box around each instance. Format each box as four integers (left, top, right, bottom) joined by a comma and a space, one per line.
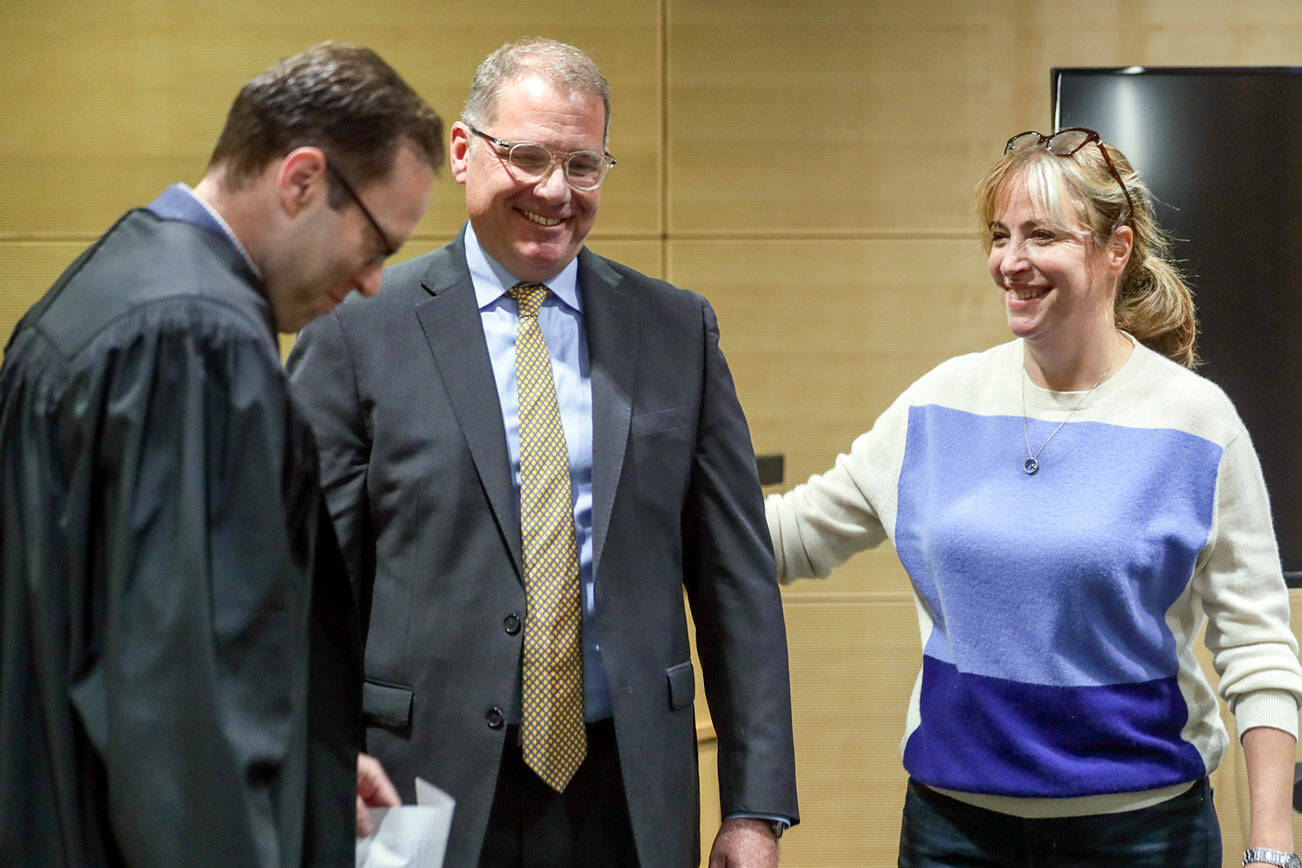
276, 147, 329, 217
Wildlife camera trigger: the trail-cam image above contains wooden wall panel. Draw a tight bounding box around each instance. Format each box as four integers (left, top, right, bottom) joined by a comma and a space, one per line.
667, 0, 1001, 236
696, 738, 722, 861
669, 238, 1008, 461
4, 3, 1302, 866
666, 0, 1302, 236
0, 0, 662, 348
670, 238, 1009, 596
0, 0, 661, 243
584, 239, 664, 281
778, 596, 918, 863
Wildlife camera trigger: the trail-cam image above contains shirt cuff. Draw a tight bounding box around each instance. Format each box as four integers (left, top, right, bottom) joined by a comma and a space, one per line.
725, 812, 793, 830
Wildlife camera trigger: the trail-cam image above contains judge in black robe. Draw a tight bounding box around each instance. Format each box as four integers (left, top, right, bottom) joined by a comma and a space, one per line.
0, 188, 362, 866
0, 41, 443, 865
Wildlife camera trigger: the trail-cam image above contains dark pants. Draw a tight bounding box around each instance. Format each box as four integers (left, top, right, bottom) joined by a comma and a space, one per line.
479, 719, 640, 867
898, 777, 1221, 867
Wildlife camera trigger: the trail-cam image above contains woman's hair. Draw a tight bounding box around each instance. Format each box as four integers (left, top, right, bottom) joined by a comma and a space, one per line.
974, 137, 1198, 367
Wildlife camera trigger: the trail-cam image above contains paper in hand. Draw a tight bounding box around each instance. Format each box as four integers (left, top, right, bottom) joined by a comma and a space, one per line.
355, 777, 455, 868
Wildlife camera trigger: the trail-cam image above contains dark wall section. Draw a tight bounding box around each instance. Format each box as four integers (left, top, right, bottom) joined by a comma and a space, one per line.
1055, 67, 1302, 582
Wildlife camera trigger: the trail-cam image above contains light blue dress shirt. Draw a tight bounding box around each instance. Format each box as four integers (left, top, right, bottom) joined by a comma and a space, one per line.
463, 223, 612, 721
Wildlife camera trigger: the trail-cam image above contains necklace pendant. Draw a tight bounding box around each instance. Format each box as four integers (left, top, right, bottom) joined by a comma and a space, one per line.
1023, 456, 1039, 475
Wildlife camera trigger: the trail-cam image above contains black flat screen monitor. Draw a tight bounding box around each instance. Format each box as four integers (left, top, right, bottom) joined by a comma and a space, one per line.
1052, 67, 1302, 584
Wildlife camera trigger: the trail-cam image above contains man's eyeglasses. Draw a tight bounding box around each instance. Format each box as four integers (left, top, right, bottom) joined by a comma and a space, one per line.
324, 159, 396, 264
468, 126, 615, 192
1004, 127, 1135, 220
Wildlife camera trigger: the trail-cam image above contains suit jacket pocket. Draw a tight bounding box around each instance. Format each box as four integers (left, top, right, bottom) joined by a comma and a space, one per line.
631, 404, 695, 436
363, 679, 414, 730
666, 660, 695, 711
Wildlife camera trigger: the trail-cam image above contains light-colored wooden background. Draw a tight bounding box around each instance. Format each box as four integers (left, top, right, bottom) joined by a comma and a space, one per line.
3, 2, 1300, 865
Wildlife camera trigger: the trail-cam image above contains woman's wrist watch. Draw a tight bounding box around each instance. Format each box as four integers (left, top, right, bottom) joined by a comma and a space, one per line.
1244, 847, 1302, 868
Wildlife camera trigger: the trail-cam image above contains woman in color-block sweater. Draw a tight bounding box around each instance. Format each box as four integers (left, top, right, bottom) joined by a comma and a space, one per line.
767, 130, 1302, 868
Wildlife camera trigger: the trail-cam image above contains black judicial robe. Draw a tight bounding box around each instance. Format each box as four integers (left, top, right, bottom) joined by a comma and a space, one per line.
0, 203, 362, 866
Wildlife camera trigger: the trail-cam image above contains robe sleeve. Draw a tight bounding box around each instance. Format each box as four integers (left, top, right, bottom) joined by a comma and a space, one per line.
72, 309, 312, 866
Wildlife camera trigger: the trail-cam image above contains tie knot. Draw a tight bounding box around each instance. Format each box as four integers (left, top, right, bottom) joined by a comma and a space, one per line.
509, 283, 548, 318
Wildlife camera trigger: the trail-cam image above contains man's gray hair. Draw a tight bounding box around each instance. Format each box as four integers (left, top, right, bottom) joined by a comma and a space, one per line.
462, 37, 611, 147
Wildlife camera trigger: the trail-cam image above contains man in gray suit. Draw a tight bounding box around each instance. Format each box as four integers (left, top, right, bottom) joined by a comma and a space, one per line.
288, 38, 798, 867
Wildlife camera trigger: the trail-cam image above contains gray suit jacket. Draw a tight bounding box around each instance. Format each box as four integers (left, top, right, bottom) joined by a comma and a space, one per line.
288, 230, 798, 867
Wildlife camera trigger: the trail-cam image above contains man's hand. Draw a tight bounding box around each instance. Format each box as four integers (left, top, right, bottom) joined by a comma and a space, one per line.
707, 817, 779, 868
355, 752, 401, 837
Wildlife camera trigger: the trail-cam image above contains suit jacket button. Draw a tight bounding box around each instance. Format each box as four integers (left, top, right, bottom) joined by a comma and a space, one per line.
486, 707, 504, 730
503, 613, 521, 635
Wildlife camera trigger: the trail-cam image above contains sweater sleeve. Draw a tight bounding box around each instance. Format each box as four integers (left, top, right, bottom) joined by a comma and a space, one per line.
1195, 428, 1302, 739
765, 388, 913, 582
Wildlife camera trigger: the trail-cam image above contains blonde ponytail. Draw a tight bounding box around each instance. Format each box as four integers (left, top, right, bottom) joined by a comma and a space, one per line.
1116, 244, 1197, 368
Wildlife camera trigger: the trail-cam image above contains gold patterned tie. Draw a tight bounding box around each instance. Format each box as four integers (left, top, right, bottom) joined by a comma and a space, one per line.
509, 283, 586, 792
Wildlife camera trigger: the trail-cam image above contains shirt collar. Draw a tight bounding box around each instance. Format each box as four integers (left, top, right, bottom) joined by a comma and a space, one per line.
463, 222, 582, 314
179, 183, 262, 280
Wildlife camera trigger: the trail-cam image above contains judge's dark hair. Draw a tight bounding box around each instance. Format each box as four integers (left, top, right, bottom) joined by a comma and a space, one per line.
209, 42, 444, 202
975, 140, 1198, 368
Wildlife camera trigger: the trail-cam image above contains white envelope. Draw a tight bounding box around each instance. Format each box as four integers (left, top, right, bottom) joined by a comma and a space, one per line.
355, 777, 456, 868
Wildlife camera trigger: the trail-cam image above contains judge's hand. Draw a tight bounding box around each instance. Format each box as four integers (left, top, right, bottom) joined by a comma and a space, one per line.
355, 752, 401, 837
707, 817, 779, 867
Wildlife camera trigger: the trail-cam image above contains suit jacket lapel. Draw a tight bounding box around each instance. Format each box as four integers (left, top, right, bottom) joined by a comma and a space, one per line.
580, 249, 636, 575
414, 236, 523, 580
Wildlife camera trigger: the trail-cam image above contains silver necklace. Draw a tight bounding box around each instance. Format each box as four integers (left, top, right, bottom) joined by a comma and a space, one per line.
1021, 337, 1124, 475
